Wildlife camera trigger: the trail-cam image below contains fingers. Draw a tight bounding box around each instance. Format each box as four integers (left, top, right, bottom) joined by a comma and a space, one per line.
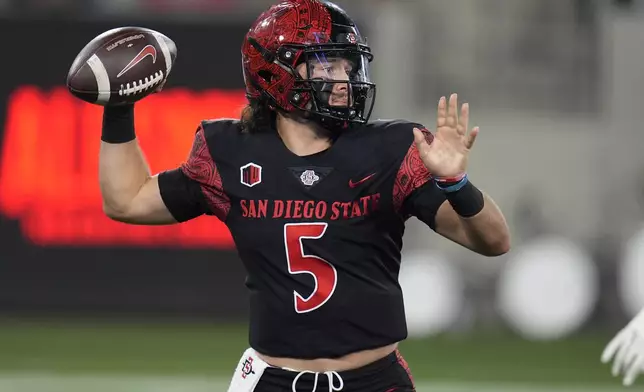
624, 356, 644, 386
436, 94, 478, 150
602, 333, 623, 364
438, 93, 470, 131
610, 330, 637, 377
465, 127, 479, 149
446, 93, 458, 128
622, 348, 640, 385
154, 79, 167, 94
622, 344, 639, 373
613, 342, 629, 377
457, 102, 469, 136
437, 96, 447, 127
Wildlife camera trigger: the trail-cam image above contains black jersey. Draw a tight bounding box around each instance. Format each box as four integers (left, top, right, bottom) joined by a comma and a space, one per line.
158, 119, 447, 359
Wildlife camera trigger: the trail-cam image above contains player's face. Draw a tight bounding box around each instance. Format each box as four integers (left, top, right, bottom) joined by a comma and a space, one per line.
297, 56, 355, 107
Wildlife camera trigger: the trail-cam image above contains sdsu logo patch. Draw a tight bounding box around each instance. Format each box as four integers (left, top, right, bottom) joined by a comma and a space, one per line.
289, 166, 333, 189
300, 170, 320, 186
240, 163, 262, 188
240, 356, 255, 379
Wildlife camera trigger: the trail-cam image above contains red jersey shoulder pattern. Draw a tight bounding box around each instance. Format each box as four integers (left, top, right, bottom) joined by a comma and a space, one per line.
392, 127, 434, 214
180, 125, 231, 221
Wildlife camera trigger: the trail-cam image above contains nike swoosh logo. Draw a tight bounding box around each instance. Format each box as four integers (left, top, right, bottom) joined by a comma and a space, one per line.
117, 44, 157, 78
349, 173, 376, 188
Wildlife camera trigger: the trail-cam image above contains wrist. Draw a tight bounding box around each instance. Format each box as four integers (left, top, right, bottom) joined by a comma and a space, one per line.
101, 104, 135, 143
434, 175, 484, 217
434, 173, 468, 193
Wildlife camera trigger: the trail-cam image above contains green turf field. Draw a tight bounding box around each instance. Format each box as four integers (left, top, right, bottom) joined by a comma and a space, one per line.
0, 375, 631, 392
0, 320, 631, 391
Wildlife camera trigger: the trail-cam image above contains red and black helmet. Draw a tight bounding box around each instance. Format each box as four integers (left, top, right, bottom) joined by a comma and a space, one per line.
241, 0, 376, 129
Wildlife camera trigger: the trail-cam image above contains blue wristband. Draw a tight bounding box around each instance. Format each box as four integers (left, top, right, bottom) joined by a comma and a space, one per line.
435, 175, 469, 193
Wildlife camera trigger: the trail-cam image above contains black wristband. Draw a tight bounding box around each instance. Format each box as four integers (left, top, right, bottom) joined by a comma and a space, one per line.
444, 180, 484, 218
101, 104, 135, 143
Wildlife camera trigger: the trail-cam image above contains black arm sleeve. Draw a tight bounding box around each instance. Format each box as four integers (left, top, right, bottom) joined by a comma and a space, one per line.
158, 168, 210, 223
402, 181, 447, 231
156, 124, 230, 223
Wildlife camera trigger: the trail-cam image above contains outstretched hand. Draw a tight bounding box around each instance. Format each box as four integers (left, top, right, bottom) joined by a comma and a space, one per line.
413, 93, 478, 179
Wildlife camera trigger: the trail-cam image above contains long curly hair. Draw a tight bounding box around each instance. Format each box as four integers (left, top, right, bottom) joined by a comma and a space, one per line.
240, 98, 277, 133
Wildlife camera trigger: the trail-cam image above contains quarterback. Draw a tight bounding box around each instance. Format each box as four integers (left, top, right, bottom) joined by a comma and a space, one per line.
95, 1, 510, 391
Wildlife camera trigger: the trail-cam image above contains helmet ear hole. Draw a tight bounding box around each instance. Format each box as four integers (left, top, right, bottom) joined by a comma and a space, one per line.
257, 70, 273, 83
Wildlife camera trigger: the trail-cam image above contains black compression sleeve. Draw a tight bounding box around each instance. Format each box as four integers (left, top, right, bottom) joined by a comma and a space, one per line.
443, 181, 485, 218
403, 181, 447, 230
158, 168, 210, 222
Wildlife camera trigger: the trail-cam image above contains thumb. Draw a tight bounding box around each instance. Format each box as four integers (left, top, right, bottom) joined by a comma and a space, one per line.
601, 335, 621, 364
413, 128, 428, 147
153, 79, 167, 94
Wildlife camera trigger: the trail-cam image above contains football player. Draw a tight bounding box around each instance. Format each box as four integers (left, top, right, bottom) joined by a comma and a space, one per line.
98, 0, 510, 390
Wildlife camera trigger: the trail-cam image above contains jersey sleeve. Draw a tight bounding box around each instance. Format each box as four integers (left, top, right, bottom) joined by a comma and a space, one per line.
392, 127, 446, 230
158, 124, 231, 223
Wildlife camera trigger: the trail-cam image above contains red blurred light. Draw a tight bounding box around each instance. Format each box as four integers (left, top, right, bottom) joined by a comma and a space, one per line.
0, 86, 247, 248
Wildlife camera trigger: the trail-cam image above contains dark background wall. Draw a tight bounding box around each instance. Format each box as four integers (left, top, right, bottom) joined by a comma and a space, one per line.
0, 19, 256, 319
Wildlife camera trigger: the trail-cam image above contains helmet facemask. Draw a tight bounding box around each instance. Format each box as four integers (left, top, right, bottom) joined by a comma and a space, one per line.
286, 45, 375, 130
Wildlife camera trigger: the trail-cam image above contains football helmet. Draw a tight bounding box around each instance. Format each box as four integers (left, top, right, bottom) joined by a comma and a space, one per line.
241, 0, 376, 129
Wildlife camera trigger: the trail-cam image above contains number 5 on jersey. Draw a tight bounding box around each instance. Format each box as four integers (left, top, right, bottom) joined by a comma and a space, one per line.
284, 223, 338, 314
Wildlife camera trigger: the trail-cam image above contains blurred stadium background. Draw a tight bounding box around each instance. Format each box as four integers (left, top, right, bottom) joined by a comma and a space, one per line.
1, 0, 644, 391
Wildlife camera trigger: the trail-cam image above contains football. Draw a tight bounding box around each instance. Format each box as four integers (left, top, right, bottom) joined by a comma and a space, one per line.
67, 26, 177, 106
